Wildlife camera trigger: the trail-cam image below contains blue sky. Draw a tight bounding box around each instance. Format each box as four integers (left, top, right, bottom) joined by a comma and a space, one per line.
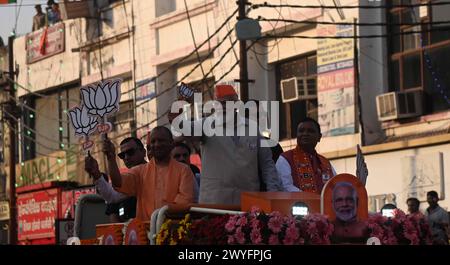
0, 0, 47, 44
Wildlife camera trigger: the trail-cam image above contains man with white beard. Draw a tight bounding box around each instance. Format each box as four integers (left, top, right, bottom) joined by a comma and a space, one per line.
331, 182, 368, 243
170, 84, 282, 205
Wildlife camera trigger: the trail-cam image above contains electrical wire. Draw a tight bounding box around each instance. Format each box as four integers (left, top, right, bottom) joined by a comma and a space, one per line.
251, 2, 450, 10
256, 17, 450, 27
3, 109, 78, 155
135, 28, 237, 108
260, 26, 450, 39
250, 1, 284, 57
3, 43, 254, 167
11, 7, 240, 105
218, 0, 239, 62
183, 0, 211, 99
12, 0, 24, 35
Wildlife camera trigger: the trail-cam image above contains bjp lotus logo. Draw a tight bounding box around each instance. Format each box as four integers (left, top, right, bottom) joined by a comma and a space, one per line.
68, 106, 98, 137
81, 79, 121, 117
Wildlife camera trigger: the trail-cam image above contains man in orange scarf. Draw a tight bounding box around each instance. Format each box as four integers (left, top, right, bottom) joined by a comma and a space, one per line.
276, 117, 336, 194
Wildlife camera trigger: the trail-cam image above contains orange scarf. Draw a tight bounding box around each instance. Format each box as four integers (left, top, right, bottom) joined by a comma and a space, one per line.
282, 146, 334, 194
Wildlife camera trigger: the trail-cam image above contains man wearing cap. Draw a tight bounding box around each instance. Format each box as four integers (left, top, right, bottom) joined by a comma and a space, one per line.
170, 84, 282, 205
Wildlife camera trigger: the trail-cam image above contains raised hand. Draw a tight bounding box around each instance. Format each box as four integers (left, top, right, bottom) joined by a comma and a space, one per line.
102, 138, 116, 160
85, 154, 101, 180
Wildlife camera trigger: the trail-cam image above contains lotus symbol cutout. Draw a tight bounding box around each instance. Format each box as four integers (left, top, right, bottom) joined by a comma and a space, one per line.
81, 80, 121, 118
68, 106, 98, 137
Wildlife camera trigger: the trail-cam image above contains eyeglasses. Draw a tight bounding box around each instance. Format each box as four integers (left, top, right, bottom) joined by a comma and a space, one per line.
118, 148, 137, 159
173, 153, 189, 159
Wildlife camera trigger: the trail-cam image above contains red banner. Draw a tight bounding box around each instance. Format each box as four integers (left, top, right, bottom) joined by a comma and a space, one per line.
61, 190, 74, 219
26, 23, 65, 64
61, 186, 96, 219
17, 189, 58, 241
317, 68, 354, 92
0, 0, 17, 4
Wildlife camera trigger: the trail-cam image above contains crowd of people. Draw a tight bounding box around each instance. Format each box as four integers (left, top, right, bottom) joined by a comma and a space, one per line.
84, 84, 449, 245
408, 191, 449, 245
32, 0, 61, 31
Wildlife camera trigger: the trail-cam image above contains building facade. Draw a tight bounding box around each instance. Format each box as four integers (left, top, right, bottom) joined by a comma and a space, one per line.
150, 0, 450, 212
0, 0, 449, 243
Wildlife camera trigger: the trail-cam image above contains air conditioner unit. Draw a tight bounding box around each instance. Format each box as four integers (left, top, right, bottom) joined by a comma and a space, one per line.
376, 90, 423, 121
280, 77, 317, 103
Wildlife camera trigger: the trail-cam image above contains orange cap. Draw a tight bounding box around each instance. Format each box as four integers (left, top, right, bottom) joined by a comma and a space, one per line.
214, 84, 238, 101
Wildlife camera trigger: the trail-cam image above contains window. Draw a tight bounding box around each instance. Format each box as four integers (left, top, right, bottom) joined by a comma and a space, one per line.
388, 0, 450, 113
155, 0, 176, 17
390, 59, 400, 92
110, 101, 134, 131
424, 45, 450, 113
430, 0, 450, 43
402, 53, 422, 89
277, 54, 318, 140
402, 26, 421, 51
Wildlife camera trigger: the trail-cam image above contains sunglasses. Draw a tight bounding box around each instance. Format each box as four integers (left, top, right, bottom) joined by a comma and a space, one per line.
173, 153, 189, 159
118, 148, 137, 159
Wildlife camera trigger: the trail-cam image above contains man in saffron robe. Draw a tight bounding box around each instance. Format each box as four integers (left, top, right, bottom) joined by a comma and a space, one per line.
103, 126, 194, 221
276, 117, 336, 194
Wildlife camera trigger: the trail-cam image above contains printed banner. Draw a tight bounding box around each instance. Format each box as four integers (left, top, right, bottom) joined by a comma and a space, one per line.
317, 23, 356, 136
17, 189, 58, 241
61, 186, 96, 219
26, 23, 65, 64
0, 201, 9, 221
15, 151, 68, 187
136, 78, 156, 101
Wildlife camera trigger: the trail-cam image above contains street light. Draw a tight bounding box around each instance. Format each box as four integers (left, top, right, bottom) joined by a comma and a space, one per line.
119, 207, 125, 218
381, 203, 397, 218
292, 202, 309, 218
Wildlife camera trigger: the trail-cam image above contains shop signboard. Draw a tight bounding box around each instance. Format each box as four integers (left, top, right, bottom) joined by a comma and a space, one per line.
15, 151, 67, 188
317, 23, 356, 137
17, 188, 58, 242
26, 23, 65, 64
0, 201, 9, 221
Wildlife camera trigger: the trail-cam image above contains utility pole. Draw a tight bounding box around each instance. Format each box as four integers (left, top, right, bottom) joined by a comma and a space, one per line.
130, 0, 137, 138
237, 0, 249, 102
7, 35, 17, 245
354, 18, 365, 146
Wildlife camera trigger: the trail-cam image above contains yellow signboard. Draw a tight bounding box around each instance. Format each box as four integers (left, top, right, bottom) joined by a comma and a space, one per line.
15, 151, 68, 187
5, 145, 93, 188
0, 201, 9, 221
317, 24, 354, 68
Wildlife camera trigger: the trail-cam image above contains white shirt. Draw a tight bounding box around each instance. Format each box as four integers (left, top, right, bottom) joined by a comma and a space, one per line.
425, 205, 450, 242
94, 176, 128, 203
276, 156, 337, 192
